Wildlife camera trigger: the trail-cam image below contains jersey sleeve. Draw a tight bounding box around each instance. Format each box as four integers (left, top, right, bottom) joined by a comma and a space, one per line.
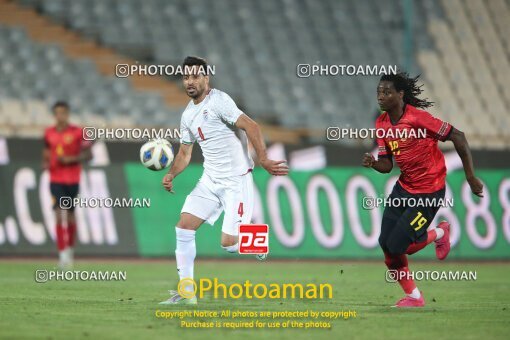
415, 111, 453, 142
376, 137, 391, 158
375, 118, 391, 158
179, 118, 195, 145
212, 92, 244, 125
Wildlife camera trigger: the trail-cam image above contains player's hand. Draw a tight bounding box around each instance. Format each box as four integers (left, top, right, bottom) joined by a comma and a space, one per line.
162, 173, 175, 193
260, 159, 289, 176
467, 176, 484, 197
362, 153, 375, 168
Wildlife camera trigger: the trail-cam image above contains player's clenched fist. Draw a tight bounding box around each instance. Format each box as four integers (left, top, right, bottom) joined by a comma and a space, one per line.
162, 173, 175, 193
260, 159, 289, 176
362, 153, 375, 168
467, 176, 484, 197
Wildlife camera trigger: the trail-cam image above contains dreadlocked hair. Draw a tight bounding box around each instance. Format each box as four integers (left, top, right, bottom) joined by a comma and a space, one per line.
380, 71, 434, 109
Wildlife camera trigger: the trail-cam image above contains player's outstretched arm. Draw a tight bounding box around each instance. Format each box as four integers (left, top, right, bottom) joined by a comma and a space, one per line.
362, 153, 393, 173
235, 114, 289, 176
447, 127, 483, 197
162, 143, 193, 193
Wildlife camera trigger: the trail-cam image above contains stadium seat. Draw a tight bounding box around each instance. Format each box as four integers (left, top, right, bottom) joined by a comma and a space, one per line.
3, 0, 508, 147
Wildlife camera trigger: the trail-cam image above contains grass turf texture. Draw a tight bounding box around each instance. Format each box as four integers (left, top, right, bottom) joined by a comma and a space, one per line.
0, 260, 508, 340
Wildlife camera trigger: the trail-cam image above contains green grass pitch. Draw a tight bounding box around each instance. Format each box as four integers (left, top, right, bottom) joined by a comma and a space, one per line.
0, 259, 508, 339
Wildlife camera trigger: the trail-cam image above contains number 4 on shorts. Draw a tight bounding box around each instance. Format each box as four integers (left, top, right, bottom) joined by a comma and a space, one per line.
238, 202, 244, 217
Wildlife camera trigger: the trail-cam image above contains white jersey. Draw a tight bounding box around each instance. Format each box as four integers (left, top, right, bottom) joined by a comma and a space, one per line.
179, 88, 254, 179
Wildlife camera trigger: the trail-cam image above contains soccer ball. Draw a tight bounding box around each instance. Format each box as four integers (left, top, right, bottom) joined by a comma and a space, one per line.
139, 139, 174, 171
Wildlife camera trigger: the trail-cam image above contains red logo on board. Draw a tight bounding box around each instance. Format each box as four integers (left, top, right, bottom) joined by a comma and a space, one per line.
238, 224, 269, 254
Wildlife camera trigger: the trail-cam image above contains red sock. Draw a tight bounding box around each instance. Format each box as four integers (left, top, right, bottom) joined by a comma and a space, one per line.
406, 229, 437, 255
396, 265, 416, 294
56, 224, 67, 251
384, 253, 416, 294
67, 222, 77, 247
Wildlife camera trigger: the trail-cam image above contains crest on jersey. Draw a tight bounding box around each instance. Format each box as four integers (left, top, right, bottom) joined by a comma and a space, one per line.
64, 134, 74, 144
202, 109, 209, 120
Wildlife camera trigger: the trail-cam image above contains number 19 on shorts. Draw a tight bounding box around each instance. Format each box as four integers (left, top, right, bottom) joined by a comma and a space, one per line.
410, 211, 428, 231
238, 224, 269, 255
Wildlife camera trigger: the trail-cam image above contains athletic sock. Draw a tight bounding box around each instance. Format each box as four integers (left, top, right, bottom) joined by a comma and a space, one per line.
384, 253, 417, 296
222, 243, 238, 253
408, 287, 421, 299
56, 224, 66, 251
175, 227, 196, 293
434, 227, 445, 241
405, 229, 438, 255
397, 265, 417, 295
67, 248, 74, 262
67, 222, 77, 247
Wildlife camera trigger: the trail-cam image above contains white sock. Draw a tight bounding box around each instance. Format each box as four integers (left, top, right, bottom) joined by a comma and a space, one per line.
175, 227, 196, 292
408, 287, 421, 299
222, 243, 238, 253
435, 228, 445, 241
59, 249, 67, 263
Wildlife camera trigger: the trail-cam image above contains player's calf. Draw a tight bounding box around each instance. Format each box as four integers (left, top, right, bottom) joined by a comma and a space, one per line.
221, 233, 238, 253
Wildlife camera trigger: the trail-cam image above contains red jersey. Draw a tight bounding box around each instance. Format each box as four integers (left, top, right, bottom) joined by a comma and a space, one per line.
44, 125, 84, 184
376, 105, 452, 194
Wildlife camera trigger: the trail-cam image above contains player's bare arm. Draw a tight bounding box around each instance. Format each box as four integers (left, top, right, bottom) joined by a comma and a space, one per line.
362, 153, 393, 173
235, 113, 289, 176
42, 146, 50, 169
162, 142, 193, 193
447, 127, 483, 197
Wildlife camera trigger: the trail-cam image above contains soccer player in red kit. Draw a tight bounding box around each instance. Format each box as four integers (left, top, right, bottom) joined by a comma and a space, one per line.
43, 101, 92, 269
362, 72, 483, 307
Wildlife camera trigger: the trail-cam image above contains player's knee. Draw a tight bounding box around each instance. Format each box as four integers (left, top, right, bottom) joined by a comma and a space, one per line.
67, 211, 76, 222
54, 209, 63, 223
177, 218, 196, 230
177, 224, 195, 231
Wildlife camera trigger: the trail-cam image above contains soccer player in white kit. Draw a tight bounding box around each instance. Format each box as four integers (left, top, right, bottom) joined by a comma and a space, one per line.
160, 56, 289, 305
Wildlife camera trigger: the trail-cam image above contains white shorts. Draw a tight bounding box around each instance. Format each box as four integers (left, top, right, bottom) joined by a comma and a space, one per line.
181, 171, 254, 236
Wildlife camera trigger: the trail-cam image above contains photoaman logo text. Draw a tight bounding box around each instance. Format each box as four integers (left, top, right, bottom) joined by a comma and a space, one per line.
177, 278, 333, 299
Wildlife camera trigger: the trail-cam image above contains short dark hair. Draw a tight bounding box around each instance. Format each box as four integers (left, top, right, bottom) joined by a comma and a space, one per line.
182, 56, 210, 75
182, 56, 208, 68
380, 72, 433, 109
52, 101, 70, 112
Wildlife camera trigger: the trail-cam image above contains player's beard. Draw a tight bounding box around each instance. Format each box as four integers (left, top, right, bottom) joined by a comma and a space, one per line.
186, 86, 202, 99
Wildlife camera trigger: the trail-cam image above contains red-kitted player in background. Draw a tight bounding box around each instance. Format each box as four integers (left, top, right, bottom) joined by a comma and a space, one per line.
43, 101, 92, 269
